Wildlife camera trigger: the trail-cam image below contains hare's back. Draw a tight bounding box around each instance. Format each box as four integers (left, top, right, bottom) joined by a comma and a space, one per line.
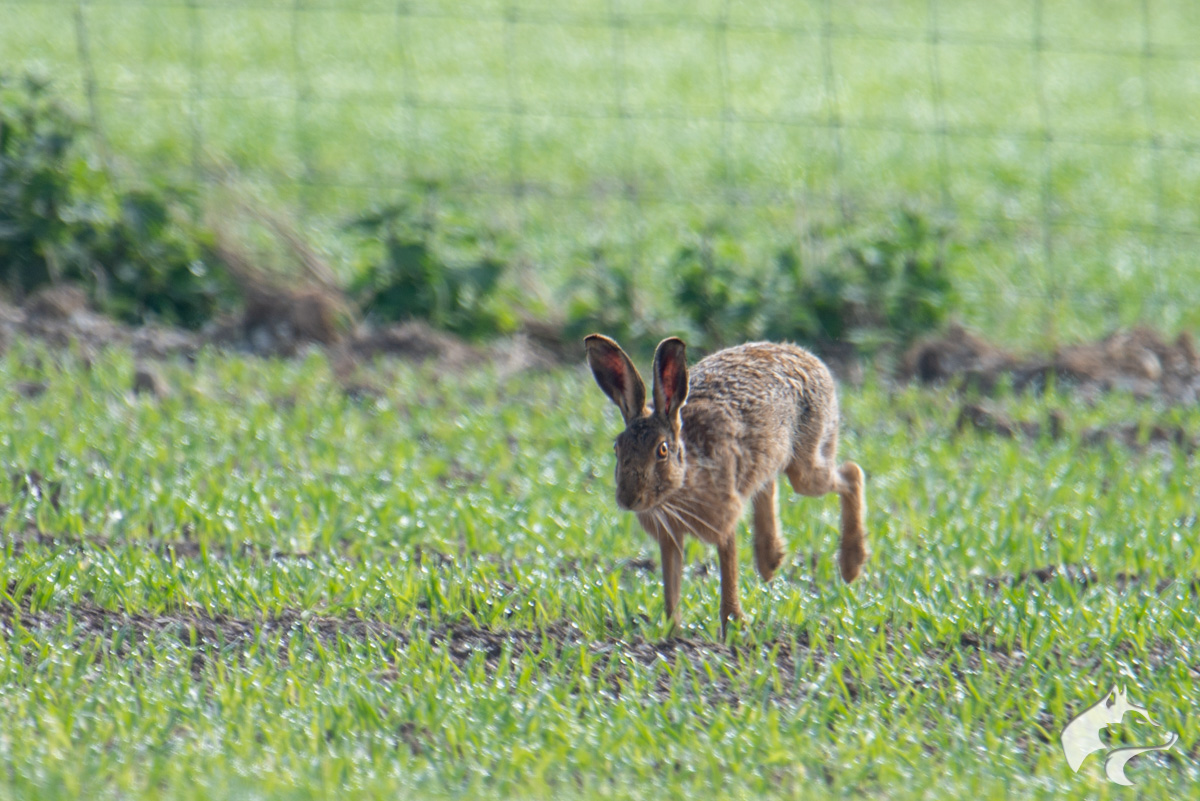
689, 342, 834, 405
684, 342, 840, 494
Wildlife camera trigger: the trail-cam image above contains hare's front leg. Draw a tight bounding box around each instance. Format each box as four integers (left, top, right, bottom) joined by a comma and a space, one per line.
717, 536, 743, 636
657, 534, 683, 628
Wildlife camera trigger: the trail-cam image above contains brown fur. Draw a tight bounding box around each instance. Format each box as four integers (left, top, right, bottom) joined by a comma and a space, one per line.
586, 334, 867, 636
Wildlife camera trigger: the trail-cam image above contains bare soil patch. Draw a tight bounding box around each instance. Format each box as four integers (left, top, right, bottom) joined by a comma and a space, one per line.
1, 525, 667, 582
9, 285, 1200, 402
0, 595, 868, 707
3, 591, 1184, 720
1, 563, 1190, 717
1, 285, 201, 359
1, 284, 558, 378
955, 402, 1198, 453
904, 324, 1200, 403
0, 523, 319, 563
8, 524, 1196, 600
980, 562, 1200, 595
0, 598, 408, 684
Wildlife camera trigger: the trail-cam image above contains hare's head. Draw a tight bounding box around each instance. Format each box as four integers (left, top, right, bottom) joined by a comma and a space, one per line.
585, 335, 689, 512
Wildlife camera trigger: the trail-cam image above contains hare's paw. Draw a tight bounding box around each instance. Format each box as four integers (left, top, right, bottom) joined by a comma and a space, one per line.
839, 538, 866, 583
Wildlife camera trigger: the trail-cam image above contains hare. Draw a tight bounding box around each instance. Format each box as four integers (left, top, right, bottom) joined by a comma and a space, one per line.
585, 334, 866, 634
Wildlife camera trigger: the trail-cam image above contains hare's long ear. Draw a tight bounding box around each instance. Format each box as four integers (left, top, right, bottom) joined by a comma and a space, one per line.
585, 334, 647, 424
652, 337, 689, 434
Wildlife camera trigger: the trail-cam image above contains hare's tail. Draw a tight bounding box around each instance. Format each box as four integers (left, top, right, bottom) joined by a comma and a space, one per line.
837, 462, 867, 583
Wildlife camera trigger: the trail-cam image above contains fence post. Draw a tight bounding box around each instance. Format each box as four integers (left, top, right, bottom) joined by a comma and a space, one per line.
292, 0, 314, 217
186, 0, 203, 188
1140, 0, 1165, 324
820, 0, 846, 226
73, 0, 111, 174
1032, 0, 1058, 345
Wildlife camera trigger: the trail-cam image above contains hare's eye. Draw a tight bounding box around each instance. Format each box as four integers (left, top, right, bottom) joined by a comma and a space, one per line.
656, 441, 669, 459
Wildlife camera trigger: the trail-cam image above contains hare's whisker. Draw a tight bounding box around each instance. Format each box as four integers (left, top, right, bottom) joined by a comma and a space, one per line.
664, 501, 724, 542
657, 502, 690, 536
659, 506, 687, 557
655, 508, 685, 558
662, 500, 717, 544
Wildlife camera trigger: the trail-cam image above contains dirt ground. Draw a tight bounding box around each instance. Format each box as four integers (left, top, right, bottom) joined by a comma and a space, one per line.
953, 402, 1198, 453
902, 323, 1200, 404
3, 524, 1193, 708
5, 287, 1199, 460
7, 286, 1200, 408
0, 284, 557, 377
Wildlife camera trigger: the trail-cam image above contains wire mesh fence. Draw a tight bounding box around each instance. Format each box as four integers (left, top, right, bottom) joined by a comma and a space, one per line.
4, 0, 1200, 342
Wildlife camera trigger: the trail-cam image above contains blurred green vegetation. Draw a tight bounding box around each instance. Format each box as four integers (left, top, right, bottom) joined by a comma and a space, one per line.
671, 211, 955, 353
0, 73, 236, 328
4, 73, 959, 352
346, 201, 520, 339
3, 1, 1200, 345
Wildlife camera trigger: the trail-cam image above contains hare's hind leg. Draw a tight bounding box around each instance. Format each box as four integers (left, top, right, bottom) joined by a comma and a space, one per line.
751, 479, 785, 582
784, 431, 867, 583
834, 462, 867, 583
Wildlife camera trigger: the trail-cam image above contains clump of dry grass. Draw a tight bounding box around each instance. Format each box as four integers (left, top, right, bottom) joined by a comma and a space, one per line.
207, 183, 355, 356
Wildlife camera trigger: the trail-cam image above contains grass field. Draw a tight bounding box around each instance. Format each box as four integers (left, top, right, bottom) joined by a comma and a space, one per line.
3, 6, 1200, 795
4, 1, 1200, 344
1, 340, 1196, 799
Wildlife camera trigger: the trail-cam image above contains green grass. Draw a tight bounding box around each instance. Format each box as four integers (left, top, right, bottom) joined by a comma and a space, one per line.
0, 341, 1197, 799
4, 1, 1200, 345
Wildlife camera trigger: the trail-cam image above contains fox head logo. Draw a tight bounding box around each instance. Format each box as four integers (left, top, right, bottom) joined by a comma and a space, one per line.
1061, 685, 1177, 785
